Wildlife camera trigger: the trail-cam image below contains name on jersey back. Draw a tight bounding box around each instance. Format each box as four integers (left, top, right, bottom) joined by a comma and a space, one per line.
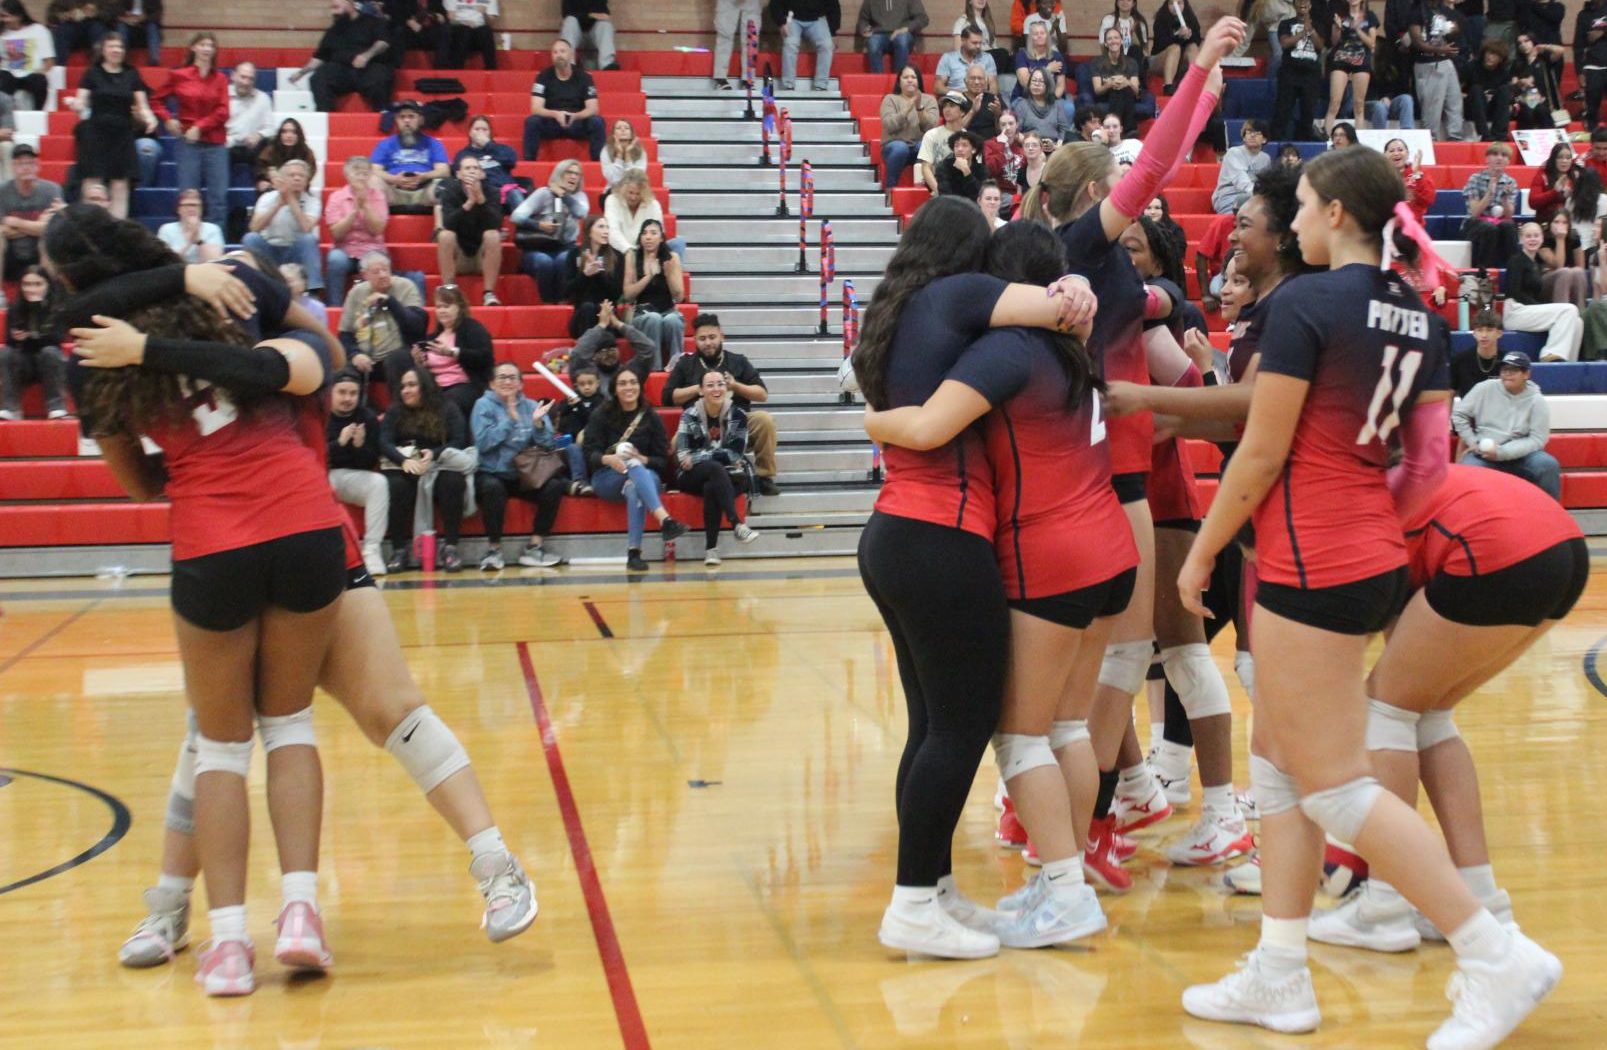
1366, 300, 1429, 341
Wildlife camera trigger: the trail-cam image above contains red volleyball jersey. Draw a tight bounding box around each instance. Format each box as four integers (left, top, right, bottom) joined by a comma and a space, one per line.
1404, 465, 1583, 588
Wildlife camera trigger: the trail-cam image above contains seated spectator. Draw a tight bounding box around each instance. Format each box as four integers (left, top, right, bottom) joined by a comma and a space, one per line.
1097, 0, 1145, 66
1409, 0, 1465, 140
555, 365, 601, 489
1328, 120, 1356, 147
0, 0, 55, 110
372, 100, 450, 209
1450, 309, 1504, 398
978, 178, 1005, 227
290, 0, 396, 114
957, 60, 1002, 139
440, 0, 497, 69
916, 90, 969, 194
1, 141, 60, 282
1212, 119, 1269, 215
1011, 20, 1065, 101
383, 0, 444, 57
46, 0, 114, 61
1466, 38, 1512, 142
254, 117, 318, 195
416, 283, 493, 419
513, 158, 588, 303
243, 159, 324, 296
568, 300, 654, 392
561, 0, 617, 71
857, 0, 924, 75
600, 117, 646, 193
380, 363, 471, 572
1539, 212, 1588, 310
1277, 142, 1302, 169
157, 188, 222, 262
621, 218, 685, 368
225, 62, 274, 176
471, 362, 571, 571
340, 250, 429, 393
436, 153, 504, 305
161, 31, 229, 226
1009, 69, 1067, 147
1463, 143, 1520, 268
934, 23, 993, 95
568, 213, 623, 335
1272, 0, 1323, 141
603, 167, 684, 257
77, 179, 108, 207
279, 262, 328, 328
1089, 25, 1143, 133
772, 0, 838, 92
456, 114, 524, 212
1018, 130, 1048, 194
879, 63, 938, 189
1152, 0, 1203, 93
325, 370, 389, 576
325, 156, 389, 302
0, 264, 63, 419
1021, 0, 1068, 55
984, 109, 1024, 199
66, 34, 155, 219
1452, 352, 1561, 498
1383, 137, 1433, 225
117, 0, 160, 66
1097, 111, 1140, 162
675, 372, 759, 565
1069, 104, 1102, 144
935, 129, 984, 199
1145, 193, 1187, 262
582, 366, 688, 572
1512, 31, 1565, 130
524, 38, 604, 162
663, 313, 778, 494
1503, 222, 1583, 362
1529, 141, 1574, 228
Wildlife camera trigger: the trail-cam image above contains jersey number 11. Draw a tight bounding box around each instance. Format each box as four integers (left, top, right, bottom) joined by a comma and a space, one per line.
1357, 344, 1422, 446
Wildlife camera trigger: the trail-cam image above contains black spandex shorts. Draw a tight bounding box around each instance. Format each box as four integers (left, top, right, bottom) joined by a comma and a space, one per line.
1424, 538, 1589, 628
1111, 472, 1147, 504
171, 527, 347, 632
1256, 566, 1409, 636
1154, 518, 1201, 533
1009, 567, 1138, 629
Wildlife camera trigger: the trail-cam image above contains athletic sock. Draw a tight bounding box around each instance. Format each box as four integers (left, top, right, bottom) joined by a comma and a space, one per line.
1149, 722, 1165, 753
1094, 768, 1119, 820
1118, 763, 1149, 791
1201, 783, 1235, 817
1458, 864, 1499, 900
157, 873, 195, 896
210, 904, 249, 945
1258, 915, 1309, 975
281, 870, 319, 911
1448, 908, 1512, 963
1234, 651, 1255, 697
1367, 878, 1403, 906
890, 884, 937, 910
1042, 856, 1085, 887
466, 826, 508, 862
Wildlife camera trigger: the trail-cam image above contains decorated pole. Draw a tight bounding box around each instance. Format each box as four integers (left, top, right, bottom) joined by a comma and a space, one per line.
758, 71, 776, 166
795, 160, 813, 272
818, 219, 835, 335
842, 279, 858, 357
776, 108, 791, 215
743, 18, 758, 119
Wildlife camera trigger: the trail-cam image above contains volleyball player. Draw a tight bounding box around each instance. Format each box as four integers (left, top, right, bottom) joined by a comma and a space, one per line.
1177, 148, 1562, 1047
1307, 465, 1586, 952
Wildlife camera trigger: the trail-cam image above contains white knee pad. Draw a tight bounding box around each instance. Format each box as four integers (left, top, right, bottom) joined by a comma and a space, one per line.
1234, 651, 1255, 701
1417, 710, 1460, 751
385, 705, 472, 794
258, 707, 318, 753
1249, 755, 1300, 817
1299, 777, 1383, 845
165, 729, 199, 833
992, 732, 1058, 782
1049, 719, 1090, 750
1366, 699, 1421, 752
1098, 639, 1152, 696
1161, 643, 1233, 719
194, 735, 254, 778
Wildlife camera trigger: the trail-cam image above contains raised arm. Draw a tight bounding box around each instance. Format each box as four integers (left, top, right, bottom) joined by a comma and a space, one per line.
71, 318, 332, 397
862, 379, 992, 450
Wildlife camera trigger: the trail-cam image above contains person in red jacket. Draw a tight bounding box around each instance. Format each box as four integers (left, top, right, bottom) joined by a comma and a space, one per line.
1383, 136, 1434, 226
1527, 139, 1576, 227
162, 31, 230, 227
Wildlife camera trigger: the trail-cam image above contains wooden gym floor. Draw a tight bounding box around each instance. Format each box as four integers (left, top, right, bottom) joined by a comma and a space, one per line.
1, 555, 1604, 1049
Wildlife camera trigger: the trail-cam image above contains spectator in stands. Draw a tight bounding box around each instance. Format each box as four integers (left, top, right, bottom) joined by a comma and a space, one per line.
225, 62, 274, 176
858, 0, 926, 75
984, 108, 1024, 198
117, 0, 161, 66
0, 1, 54, 110
513, 157, 588, 303
663, 313, 778, 494
621, 218, 685, 368
675, 372, 760, 565
326, 370, 389, 576
455, 115, 523, 214
1022, 0, 1068, 56
1452, 352, 1561, 498
470, 363, 570, 570
341, 249, 429, 392
561, 0, 617, 70
1099, 0, 1150, 66
1145, 193, 1187, 260
916, 90, 968, 194
384, 0, 444, 57
1585, 127, 1607, 185
66, 34, 154, 218
712, 0, 762, 88
380, 363, 471, 572
0, 264, 63, 419
1012, 19, 1066, 101
1212, 118, 1269, 215
372, 100, 450, 208
45, 0, 112, 60
934, 23, 994, 95
1410, 0, 1466, 140
1484, 0, 1517, 49
935, 129, 984, 199
1152, 0, 1202, 94
1019, 129, 1047, 192
1010, 68, 1067, 145
978, 178, 1006, 226
1539, 211, 1588, 309
1278, 142, 1303, 168
953, 0, 1011, 74
1512, 30, 1565, 129
417, 282, 494, 420
584, 367, 687, 572
1098, 111, 1140, 161
958, 61, 1002, 139
1, 142, 59, 282
1464, 142, 1520, 268
291, 0, 396, 114
568, 299, 655, 392
600, 118, 646, 192
161, 32, 228, 226
1466, 38, 1513, 141
568, 213, 623, 335
604, 167, 684, 258
77, 179, 107, 207
525, 38, 604, 162
1504, 221, 1584, 361
1529, 141, 1574, 227
1570, 166, 1607, 295
1090, 25, 1144, 134
773, 0, 839, 91
157, 188, 222, 262
1450, 308, 1504, 397
880, 63, 938, 189
436, 152, 504, 306
254, 117, 318, 195
1328, 119, 1356, 145
555, 367, 600, 488
243, 158, 324, 296
440, 0, 497, 69
280, 262, 328, 327
1385, 136, 1435, 224
1324, 0, 1377, 132
1273, 0, 1324, 141
325, 155, 389, 301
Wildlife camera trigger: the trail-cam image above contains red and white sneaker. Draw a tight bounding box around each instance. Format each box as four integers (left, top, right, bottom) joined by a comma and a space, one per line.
997, 797, 1028, 849
1022, 838, 1043, 867
1082, 815, 1133, 893
1166, 811, 1255, 866
1113, 831, 1139, 862
1224, 852, 1262, 895
274, 902, 333, 972
1113, 779, 1174, 834
195, 939, 255, 997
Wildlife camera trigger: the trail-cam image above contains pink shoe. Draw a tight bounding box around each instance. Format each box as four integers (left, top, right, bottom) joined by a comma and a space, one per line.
274, 902, 333, 971
195, 939, 255, 997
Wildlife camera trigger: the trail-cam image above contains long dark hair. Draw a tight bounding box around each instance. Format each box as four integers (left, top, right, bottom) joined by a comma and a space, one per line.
853, 196, 991, 409
894, 62, 925, 95
1110, 0, 1148, 45
632, 218, 673, 266
391, 363, 449, 446
1544, 141, 1574, 185
260, 118, 318, 182
1570, 165, 1602, 230
10, 265, 57, 338
0, 0, 36, 26
983, 222, 1100, 406
1129, 215, 1185, 290
590, 363, 655, 432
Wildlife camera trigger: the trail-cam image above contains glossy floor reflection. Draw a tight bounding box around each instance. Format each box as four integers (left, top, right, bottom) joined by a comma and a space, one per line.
0, 557, 1603, 1048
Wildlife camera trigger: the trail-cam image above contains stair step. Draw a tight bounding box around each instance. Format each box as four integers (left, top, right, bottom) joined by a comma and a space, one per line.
642, 76, 844, 96
776, 446, 877, 471
749, 486, 878, 513
652, 119, 862, 143
658, 142, 867, 166
677, 216, 897, 243
666, 166, 877, 191
687, 244, 895, 271
694, 274, 882, 303
673, 191, 890, 216
647, 97, 846, 119
702, 305, 854, 335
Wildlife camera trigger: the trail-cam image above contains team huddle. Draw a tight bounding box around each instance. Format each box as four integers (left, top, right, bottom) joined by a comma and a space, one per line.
852, 15, 1584, 1050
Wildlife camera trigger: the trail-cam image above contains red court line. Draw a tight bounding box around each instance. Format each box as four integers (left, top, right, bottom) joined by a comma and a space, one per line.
516, 642, 651, 1050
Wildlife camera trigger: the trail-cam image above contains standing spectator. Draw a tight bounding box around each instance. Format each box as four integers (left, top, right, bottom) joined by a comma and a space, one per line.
243, 159, 324, 295
156, 188, 222, 262
439, 0, 496, 69
1410, 0, 1466, 140
934, 23, 994, 95
1450, 308, 1503, 398
512, 158, 588, 303
225, 62, 273, 174
291, 0, 396, 114
455, 114, 523, 211
599, 118, 645, 192
1152, 0, 1202, 93
561, 0, 616, 70
45, 0, 112, 60
957, 61, 1002, 139
978, 178, 1005, 226
1512, 30, 1564, 129
383, 0, 444, 57
935, 129, 984, 199
1011, 19, 1065, 100
1465, 38, 1512, 141
674, 372, 759, 565
879, 63, 938, 188
254, 117, 318, 194
436, 153, 504, 306
1324, 0, 1377, 133
372, 100, 450, 208
1273, 0, 1324, 141
116, 0, 160, 66
712, 0, 762, 88
0, 142, 59, 282
524, 38, 604, 161
325, 370, 390, 576
1009, 68, 1065, 142
568, 300, 655, 391
1099, 0, 1150, 66
1463, 142, 1519, 268
621, 218, 685, 368
1503, 222, 1583, 361
1585, 0, 1607, 130
1384, 136, 1435, 224
984, 108, 1025, 197
471, 363, 570, 570
0, 0, 54, 109
1538, 211, 1588, 309
1452, 353, 1561, 497
1484, 0, 1516, 48
340, 250, 429, 393
772, 0, 839, 92
582, 367, 688, 572
66, 34, 154, 218
858, 0, 926, 75
568, 213, 623, 335
416, 283, 494, 419
1090, 26, 1144, 133
380, 363, 471, 573
603, 168, 683, 257
663, 313, 778, 494
161, 32, 228, 226
1212, 119, 1269, 215
280, 262, 328, 328
1528, 140, 1574, 227
325, 155, 389, 302
0, 264, 63, 419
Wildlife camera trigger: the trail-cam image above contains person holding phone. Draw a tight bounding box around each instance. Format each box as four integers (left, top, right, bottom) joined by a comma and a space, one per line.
414, 283, 493, 419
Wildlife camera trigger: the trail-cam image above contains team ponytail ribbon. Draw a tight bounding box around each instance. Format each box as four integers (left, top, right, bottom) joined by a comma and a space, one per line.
1382, 200, 1457, 286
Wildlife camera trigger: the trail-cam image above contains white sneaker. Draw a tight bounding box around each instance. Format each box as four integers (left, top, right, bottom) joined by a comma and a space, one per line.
734, 522, 758, 543
1224, 854, 1261, 895
878, 898, 1000, 960
997, 873, 1042, 914
992, 882, 1107, 949
1427, 931, 1561, 1050
1415, 890, 1516, 943
1182, 951, 1322, 1033
704, 548, 722, 566
935, 877, 998, 934
1148, 746, 1193, 806
0, 409, 17, 421
47, 408, 69, 419
1167, 811, 1254, 867
77, 436, 101, 457
118, 886, 191, 967
1236, 787, 1259, 821
1309, 884, 1421, 953
363, 546, 388, 577
1113, 774, 1174, 833
518, 545, 565, 568
471, 851, 539, 943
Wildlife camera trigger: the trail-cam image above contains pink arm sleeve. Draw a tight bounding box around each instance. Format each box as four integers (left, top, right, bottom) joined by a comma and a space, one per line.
1108, 62, 1208, 219
1386, 398, 1451, 524
1162, 88, 1221, 188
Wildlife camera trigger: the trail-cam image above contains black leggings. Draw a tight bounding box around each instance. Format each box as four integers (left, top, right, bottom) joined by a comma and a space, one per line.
476, 472, 565, 542
858, 511, 1008, 887
1163, 540, 1244, 748
387, 469, 467, 545
677, 459, 741, 547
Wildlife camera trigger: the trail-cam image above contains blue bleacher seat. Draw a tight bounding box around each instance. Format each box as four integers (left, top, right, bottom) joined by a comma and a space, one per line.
1222, 77, 1273, 119
1529, 362, 1607, 394
1429, 189, 1467, 216
1450, 330, 1548, 358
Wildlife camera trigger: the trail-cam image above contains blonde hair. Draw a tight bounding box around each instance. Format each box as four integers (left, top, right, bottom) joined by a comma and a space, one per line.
1020, 141, 1115, 226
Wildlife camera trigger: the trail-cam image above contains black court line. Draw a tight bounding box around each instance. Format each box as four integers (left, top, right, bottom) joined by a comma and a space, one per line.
1587, 634, 1607, 700
583, 600, 615, 639
0, 599, 100, 678
0, 768, 132, 896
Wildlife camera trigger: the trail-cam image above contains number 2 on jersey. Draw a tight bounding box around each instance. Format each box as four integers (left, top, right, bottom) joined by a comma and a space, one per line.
1357, 344, 1421, 445
181, 378, 239, 437
1091, 392, 1107, 445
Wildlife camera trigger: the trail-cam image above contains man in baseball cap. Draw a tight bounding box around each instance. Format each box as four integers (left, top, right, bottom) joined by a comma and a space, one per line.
917, 92, 974, 195
1452, 349, 1561, 498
